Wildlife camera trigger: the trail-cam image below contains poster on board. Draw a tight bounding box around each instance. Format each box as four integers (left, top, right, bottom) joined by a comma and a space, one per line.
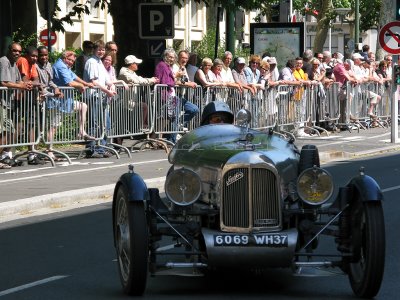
250, 23, 304, 69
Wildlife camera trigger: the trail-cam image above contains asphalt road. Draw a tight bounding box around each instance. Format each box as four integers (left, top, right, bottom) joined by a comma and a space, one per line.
0, 152, 399, 299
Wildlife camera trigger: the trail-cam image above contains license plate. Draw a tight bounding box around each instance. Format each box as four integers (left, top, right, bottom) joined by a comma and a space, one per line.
213, 234, 288, 247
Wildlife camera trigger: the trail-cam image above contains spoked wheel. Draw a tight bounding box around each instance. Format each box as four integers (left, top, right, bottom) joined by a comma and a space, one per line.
298, 144, 320, 174
114, 186, 149, 296
348, 201, 385, 298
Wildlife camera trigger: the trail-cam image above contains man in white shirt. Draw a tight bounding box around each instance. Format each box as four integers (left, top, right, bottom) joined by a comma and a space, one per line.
83, 40, 116, 158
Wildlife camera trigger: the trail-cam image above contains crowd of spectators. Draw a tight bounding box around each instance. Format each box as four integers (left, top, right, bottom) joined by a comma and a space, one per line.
0, 40, 395, 168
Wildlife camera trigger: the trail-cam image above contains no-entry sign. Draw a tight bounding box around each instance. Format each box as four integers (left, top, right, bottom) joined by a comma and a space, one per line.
379, 21, 400, 54
39, 29, 57, 46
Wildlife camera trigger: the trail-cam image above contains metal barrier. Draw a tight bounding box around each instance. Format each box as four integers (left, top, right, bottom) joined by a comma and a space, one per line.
345, 81, 391, 130
0, 79, 393, 168
152, 84, 202, 136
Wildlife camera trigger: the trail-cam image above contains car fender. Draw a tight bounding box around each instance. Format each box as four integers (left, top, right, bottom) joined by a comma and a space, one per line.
112, 172, 149, 246
347, 174, 383, 202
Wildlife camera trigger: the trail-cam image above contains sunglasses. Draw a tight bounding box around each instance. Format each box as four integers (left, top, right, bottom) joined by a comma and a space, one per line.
251, 61, 259, 65
209, 114, 230, 124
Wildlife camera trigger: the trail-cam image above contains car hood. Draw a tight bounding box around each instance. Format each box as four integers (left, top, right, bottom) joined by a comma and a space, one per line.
169, 124, 299, 169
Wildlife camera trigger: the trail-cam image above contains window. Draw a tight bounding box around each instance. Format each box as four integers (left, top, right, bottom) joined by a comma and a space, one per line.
65, 32, 81, 49
66, 0, 77, 13
191, 0, 198, 27
90, 0, 101, 18
174, 4, 182, 26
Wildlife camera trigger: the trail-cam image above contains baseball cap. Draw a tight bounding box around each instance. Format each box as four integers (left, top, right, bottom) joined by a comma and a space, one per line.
267, 57, 277, 64
237, 57, 246, 64
124, 55, 143, 65
352, 53, 363, 60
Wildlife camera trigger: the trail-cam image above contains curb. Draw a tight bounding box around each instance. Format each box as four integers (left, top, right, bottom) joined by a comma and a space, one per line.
319, 145, 400, 162
0, 177, 166, 219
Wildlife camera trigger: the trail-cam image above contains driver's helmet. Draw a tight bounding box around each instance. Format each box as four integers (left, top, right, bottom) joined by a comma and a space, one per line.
201, 101, 234, 125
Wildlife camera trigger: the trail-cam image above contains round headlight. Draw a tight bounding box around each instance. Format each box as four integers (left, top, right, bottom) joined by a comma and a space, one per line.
235, 109, 251, 126
297, 167, 334, 206
165, 168, 202, 206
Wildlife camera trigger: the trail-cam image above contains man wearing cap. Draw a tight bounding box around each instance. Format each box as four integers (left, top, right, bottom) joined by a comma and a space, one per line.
352, 53, 370, 85
265, 57, 280, 87
232, 57, 257, 94
118, 55, 159, 85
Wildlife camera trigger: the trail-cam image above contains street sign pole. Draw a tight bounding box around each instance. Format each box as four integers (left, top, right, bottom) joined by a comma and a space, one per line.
393, 66, 399, 143
45, 0, 51, 53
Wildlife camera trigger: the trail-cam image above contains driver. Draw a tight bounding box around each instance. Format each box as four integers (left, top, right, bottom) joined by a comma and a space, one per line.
200, 101, 234, 125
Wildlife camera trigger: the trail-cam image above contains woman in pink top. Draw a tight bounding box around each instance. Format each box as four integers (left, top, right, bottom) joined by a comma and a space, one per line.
102, 51, 128, 91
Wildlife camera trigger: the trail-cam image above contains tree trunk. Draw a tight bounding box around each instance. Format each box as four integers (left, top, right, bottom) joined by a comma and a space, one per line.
109, 0, 155, 77
312, 0, 333, 53
376, 0, 395, 61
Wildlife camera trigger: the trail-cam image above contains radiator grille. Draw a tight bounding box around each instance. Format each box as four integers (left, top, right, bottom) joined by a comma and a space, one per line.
221, 167, 280, 231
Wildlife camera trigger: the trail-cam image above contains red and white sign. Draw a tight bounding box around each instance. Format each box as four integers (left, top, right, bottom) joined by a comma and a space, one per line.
39, 29, 57, 46
379, 21, 400, 54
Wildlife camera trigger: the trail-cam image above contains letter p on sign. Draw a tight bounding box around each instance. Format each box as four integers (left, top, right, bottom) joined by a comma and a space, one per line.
139, 4, 174, 39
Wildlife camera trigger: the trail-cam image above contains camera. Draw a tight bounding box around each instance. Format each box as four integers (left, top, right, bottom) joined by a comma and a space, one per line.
180, 75, 189, 84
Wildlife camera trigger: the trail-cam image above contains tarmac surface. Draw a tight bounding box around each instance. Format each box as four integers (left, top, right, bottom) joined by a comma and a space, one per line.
1, 125, 399, 223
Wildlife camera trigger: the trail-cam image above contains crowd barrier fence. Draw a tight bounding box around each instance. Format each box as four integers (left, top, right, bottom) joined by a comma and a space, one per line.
0, 80, 393, 166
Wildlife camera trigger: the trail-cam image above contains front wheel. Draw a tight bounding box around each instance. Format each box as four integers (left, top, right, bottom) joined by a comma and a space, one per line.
348, 201, 385, 298
114, 186, 149, 296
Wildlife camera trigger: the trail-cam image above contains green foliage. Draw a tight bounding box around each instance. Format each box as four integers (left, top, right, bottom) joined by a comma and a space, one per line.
191, 28, 250, 63
11, 29, 38, 49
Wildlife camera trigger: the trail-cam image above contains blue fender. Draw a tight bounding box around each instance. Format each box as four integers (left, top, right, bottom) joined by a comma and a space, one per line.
347, 174, 383, 202
112, 172, 149, 247
114, 172, 149, 202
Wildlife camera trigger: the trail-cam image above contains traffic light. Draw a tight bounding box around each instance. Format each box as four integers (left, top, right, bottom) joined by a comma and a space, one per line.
397, 0, 400, 20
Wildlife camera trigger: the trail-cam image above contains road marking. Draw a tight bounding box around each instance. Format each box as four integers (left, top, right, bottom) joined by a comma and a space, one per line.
317, 132, 391, 148
340, 136, 364, 141
0, 275, 69, 297
382, 185, 400, 193
0, 158, 168, 184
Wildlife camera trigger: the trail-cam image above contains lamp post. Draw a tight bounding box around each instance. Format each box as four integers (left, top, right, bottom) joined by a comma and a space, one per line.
355, 0, 360, 45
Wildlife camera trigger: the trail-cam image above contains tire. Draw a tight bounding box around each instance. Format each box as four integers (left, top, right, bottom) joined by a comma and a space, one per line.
298, 144, 320, 174
348, 201, 385, 298
114, 186, 149, 296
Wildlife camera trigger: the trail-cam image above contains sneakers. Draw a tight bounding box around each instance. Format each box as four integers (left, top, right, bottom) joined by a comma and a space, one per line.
295, 130, 310, 137
103, 151, 113, 158
0, 162, 11, 169
28, 155, 46, 165
1, 157, 24, 167
87, 152, 103, 159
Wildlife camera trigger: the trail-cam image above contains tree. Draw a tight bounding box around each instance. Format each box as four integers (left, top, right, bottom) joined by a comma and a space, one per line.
292, 0, 381, 53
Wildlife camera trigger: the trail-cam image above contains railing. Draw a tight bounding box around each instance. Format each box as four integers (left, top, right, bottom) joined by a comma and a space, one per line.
0, 80, 392, 167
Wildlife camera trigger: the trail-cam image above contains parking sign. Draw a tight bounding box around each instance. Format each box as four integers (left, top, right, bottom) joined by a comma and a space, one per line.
139, 4, 174, 39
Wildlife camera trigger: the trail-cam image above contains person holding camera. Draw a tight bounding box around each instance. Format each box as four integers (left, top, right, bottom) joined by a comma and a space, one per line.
172, 50, 197, 88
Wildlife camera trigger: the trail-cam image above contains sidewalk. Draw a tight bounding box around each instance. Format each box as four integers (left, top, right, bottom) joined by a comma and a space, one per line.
1, 126, 399, 223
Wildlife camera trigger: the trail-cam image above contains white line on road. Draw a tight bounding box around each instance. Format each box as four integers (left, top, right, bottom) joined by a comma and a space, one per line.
0, 275, 69, 297
0, 158, 168, 184
316, 132, 391, 148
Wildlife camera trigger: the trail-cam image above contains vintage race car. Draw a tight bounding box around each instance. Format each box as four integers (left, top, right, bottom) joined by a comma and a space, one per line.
112, 110, 385, 298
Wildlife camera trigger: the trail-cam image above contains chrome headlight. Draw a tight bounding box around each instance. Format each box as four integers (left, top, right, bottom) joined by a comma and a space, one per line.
165, 168, 202, 206
297, 167, 334, 206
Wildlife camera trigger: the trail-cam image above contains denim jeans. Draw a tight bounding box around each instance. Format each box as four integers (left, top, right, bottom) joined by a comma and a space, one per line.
86, 99, 110, 154
168, 97, 199, 143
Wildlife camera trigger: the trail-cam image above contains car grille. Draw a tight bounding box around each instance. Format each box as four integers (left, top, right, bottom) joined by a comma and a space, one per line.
221, 167, 281, 232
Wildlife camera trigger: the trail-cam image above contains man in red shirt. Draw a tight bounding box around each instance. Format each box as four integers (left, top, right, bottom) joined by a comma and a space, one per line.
16, 46, 45, 164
